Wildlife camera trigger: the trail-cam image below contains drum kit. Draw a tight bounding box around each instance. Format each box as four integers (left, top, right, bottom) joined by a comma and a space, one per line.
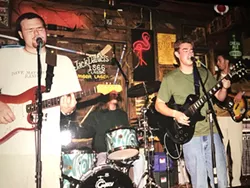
60, 81, 163, 188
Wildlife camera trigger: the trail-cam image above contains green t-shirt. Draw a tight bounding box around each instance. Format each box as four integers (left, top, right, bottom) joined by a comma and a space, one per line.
157, 67, 218, 136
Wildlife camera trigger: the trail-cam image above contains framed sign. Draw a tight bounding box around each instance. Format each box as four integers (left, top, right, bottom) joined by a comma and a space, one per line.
182, 25, 207, 47
157, 33, 176, 65
0, 0, 10, 28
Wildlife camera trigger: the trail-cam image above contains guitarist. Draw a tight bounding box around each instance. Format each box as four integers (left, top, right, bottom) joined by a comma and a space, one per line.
0, 13, 81, 188
214, 53, 250, 187
155, 37, 231, 188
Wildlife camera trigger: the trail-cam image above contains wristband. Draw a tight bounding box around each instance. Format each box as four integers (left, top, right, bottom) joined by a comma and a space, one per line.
172, 110, 177, 118
61, 108, 75, 116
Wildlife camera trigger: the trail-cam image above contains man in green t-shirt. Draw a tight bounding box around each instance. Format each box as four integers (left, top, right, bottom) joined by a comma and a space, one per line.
155, 37, 230, 188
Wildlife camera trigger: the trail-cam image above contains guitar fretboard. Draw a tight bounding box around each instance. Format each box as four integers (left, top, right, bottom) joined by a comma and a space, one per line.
187, 73, 232, 115
26, 87, 97, 113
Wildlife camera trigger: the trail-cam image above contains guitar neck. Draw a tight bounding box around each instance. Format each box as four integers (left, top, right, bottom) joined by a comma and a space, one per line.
26, 87, 97, 113
188, 74, 232, 114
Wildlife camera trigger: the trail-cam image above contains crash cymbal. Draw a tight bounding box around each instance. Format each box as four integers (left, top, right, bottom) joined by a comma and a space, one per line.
62, 138, 93, 151
127, 81, 161, 98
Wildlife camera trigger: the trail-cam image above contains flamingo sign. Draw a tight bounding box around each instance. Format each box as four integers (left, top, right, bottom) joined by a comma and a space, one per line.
132, 29, 155, 81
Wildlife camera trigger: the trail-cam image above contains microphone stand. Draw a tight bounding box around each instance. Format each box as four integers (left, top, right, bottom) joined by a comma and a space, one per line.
192, 62, 219, 188
112, 44, 129, 111
35, 43, 43, 188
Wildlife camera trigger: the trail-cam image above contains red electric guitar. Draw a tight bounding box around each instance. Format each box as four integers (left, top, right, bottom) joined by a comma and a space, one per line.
0, 84, 122, 144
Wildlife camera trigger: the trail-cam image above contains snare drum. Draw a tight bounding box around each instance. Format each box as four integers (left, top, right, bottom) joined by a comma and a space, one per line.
105, 126, 139, 160
78, 165, 134, 188
61, 148, 96, 188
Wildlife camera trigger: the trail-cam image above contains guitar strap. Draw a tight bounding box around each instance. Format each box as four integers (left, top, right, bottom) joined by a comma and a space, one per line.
193, 66, 200, 96
45, 48, 57, 92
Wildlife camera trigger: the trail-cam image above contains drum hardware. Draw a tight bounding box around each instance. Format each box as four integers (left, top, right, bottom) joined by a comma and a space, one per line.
109, 154, 140, 175
137, 106, 161, 188
61, 174, 82, 188
127, 81, 161, 98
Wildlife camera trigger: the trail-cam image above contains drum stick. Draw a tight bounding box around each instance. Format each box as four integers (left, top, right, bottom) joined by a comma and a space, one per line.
80, 105, 95, 125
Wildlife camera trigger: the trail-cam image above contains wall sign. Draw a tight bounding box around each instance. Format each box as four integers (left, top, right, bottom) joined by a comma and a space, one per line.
157, 33, 176, 65
229, 32, 242, 59
75, 52, 111, 81
132, 29, 155, 81
0, 0, 10, 28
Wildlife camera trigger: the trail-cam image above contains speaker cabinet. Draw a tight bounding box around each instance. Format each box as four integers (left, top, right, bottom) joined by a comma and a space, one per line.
242, 132, 250, 176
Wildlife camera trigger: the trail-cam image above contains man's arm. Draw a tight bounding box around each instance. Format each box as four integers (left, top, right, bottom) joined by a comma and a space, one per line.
214, 78, 231, 102
155, 97, 190, 126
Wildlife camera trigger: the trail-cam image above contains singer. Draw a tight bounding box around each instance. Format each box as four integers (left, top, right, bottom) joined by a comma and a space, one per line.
155, 37, 229, 188
0, 12, 81, 188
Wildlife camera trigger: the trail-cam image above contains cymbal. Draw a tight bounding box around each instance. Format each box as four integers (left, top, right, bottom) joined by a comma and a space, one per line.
62, 138, 93, 151
127, 81, 161, 98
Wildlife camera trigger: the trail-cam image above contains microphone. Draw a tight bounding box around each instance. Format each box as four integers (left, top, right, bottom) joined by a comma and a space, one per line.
191, 56, 207, 68
36, 37, 43, 46
191, 56, 197, 62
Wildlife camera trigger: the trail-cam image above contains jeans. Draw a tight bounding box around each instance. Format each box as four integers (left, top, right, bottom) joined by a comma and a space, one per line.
183, 133, 227, 188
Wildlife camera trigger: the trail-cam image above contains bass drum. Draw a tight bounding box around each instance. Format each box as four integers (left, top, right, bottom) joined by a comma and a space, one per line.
78, 165, 134, 188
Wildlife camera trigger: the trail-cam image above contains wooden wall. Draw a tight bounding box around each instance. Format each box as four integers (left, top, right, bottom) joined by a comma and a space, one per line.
1, 0, 249, 126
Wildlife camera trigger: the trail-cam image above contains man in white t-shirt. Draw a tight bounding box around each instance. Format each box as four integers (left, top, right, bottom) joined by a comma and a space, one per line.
0, 12, 81, 188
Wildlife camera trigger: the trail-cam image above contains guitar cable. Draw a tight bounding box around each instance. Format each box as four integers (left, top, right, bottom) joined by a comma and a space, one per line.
163, 133, 182, 160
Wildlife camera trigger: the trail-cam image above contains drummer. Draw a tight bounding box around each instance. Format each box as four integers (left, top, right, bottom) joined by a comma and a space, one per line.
76, 91, 146, 187
77, 91, 130, 165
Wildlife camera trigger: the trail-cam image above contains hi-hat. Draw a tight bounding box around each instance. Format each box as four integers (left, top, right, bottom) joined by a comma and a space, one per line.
127, 81, 161, 98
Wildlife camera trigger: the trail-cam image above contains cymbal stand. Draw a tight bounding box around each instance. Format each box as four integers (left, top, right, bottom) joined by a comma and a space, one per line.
137, 107, 160, 188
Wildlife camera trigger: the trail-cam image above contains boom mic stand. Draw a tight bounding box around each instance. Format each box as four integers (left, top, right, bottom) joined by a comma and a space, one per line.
192, 60, 220, 188
136, 90, 160, 188
35, 43, 43, 188
112, 44, 129, 111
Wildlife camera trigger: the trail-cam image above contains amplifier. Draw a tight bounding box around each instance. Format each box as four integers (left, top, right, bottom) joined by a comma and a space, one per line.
242, 133, 250, 176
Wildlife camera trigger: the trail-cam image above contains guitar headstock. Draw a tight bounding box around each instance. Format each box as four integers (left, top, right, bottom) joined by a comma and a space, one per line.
96, 84, 122, 95
230, 61, 247, 80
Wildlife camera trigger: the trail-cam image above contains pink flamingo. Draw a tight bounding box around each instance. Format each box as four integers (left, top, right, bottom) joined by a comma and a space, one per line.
133, 32, 151, 66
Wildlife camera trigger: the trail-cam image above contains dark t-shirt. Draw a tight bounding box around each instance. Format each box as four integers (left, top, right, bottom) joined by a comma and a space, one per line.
77, 109, 130, 153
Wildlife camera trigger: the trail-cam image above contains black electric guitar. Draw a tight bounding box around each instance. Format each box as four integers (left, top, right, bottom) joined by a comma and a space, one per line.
215, 93, 248, 122
149, 63, 246, 145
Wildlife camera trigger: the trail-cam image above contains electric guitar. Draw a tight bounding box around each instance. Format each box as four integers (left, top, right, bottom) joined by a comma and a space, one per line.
148, 62, 246, 145
215, 93, 248, 122
0, 84, 122, 144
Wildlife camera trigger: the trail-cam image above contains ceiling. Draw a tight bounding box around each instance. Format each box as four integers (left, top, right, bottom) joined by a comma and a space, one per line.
45, 0, 248, 23
51, 0, 249, 8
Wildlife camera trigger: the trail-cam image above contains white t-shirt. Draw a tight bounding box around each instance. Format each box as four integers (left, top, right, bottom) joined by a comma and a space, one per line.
0, 47, 81, 188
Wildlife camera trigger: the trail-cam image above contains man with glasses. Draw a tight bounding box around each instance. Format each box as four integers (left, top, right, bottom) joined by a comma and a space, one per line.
0, 12, 81, 188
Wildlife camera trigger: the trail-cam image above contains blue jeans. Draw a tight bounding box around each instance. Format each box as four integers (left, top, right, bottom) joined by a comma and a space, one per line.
183, 134, 227, 188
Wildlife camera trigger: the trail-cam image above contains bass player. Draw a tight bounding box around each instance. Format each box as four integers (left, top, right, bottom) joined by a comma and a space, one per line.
214, 53, 250, 187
